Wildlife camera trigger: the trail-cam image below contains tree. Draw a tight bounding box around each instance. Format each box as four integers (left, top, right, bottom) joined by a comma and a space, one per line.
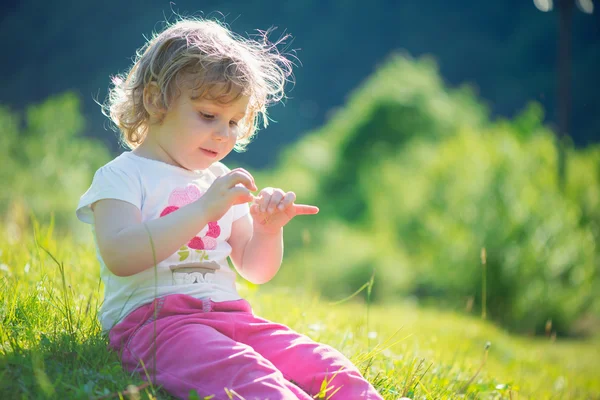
533, 0, 595, 190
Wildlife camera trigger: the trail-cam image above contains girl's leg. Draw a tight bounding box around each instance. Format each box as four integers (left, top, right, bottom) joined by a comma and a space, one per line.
109, 296, 312, 400
236, 315, 384, 399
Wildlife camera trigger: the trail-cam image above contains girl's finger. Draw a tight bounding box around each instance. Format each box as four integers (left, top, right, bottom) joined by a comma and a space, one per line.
229, 168, 255, 185
266, 190, 285, 214
256, 188, 273, 212
250, 203, 271, 225
230, 186, 254, 205
278, 191, 296, 211
249, 203, 261, 216
292, 204, 320, 215
226, 169, 257, 191
254, 194, 266, 212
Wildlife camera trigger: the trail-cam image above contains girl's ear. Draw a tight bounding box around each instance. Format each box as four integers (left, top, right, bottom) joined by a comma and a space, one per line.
143, 82, 166, 122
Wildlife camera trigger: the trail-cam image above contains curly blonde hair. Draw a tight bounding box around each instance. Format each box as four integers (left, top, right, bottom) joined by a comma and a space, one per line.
104, 17, 294, 152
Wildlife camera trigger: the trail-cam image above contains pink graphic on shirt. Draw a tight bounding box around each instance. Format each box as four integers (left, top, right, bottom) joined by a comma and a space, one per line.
169, 185, 202, 207
202, 236, 217, 249
207, 221, 221, 238
187, 236, 205, 250
160, 206, 179, 218
159, 184, 220, 250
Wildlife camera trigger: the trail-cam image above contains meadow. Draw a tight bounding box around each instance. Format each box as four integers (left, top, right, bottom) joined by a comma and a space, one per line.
1, 54, 599, 399
0, 222, 598, 399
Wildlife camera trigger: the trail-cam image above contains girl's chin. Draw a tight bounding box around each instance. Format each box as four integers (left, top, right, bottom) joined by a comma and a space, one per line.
190, 158, 221, 171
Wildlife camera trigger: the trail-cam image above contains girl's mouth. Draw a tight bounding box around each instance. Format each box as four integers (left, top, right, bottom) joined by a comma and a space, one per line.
200, 148, 218, 158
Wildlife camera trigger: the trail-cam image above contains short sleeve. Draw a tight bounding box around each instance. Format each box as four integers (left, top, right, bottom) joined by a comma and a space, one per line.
76, 165, 142, 224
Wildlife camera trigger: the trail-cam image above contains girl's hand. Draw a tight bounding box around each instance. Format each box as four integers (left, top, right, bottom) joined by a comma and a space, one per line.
199, 168, 257, 221
250, 187, 319, 234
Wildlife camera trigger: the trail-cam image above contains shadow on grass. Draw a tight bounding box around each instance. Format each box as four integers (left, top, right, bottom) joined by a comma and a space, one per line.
0, 332, 174, 400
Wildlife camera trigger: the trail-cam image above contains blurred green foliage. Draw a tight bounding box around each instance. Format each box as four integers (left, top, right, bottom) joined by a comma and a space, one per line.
2, 0, 599, 167
262, 54, 600, 337
1, 54, 598, 337
0, 93, 110, 235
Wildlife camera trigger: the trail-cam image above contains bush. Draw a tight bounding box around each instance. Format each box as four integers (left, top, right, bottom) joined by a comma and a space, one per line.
0, 93, 110, 235
266, 54, 600, 336
383, 126, 597, 335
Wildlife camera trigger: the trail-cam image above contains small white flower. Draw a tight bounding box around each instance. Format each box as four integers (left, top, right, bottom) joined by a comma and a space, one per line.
24, 263, 30, 274
553, 376, 566, 391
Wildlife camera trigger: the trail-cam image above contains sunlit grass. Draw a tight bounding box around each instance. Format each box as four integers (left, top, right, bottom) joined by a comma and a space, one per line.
0, 223, 598, 399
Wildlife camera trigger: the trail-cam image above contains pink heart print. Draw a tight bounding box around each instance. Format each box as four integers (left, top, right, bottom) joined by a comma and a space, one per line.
160, 205, 179, 218
206, 222, 221, 238
202, 236, 217, 250
188, 236, 205, 250
168, 185, 202, 207
160, 184, 222, 252
186, 236, 216, 250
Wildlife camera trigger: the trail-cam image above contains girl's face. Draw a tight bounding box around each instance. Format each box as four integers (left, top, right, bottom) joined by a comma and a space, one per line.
142, 87, 249, 171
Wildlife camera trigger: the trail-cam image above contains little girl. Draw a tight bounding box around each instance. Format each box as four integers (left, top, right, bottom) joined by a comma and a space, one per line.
77, 18, 383, 400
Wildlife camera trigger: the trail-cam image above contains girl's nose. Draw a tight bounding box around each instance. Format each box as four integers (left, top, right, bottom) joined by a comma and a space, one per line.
212, 124, 230, 141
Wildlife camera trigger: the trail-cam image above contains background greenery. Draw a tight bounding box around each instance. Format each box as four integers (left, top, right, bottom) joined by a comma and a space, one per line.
259, 55, 600, 337
1, 0, 599, 168
1, 54, 598, 338
1, 4, 599, 397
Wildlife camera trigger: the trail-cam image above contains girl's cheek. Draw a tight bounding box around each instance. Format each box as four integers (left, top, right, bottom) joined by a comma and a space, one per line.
226, 137, 237, 150
196, 117, 210, 127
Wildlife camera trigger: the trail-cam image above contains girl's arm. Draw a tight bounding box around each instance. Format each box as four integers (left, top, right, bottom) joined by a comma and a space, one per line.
228, 214, 283, 284
93, 169, 256, 277
94, 199, 213, 277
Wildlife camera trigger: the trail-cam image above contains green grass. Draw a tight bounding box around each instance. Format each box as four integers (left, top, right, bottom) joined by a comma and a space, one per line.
1, 223, 599, 399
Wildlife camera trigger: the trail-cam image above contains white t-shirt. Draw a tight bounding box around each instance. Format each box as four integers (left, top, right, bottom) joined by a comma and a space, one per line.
76, 152, 249, 331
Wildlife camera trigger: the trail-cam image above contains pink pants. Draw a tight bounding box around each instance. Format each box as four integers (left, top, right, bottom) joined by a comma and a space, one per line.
109, 294, 383, 400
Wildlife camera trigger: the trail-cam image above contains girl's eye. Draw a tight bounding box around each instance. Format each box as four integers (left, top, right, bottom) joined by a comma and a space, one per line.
199, 112, 215, 120
199, 111, 239, 129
